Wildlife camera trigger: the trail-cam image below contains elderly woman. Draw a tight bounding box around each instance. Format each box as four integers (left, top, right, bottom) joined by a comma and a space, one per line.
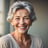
0, 1, 43, 48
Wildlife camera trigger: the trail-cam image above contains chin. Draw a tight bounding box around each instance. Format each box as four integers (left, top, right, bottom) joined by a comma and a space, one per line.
18, 30, 28, 34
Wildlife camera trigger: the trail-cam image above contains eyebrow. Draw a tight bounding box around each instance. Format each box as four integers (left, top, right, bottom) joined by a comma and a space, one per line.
15, 16, 29, 18
15, 15, 30, 17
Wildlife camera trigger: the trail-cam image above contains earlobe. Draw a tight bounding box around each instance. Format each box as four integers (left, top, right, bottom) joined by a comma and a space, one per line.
11, 21, 14, 26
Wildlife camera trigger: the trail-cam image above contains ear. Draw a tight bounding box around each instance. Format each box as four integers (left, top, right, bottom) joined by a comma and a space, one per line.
11, 22, 13, 26
10, 20, 14, 26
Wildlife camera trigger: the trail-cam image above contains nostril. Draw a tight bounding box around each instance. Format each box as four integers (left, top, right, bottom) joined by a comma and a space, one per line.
20, 21, 24, 24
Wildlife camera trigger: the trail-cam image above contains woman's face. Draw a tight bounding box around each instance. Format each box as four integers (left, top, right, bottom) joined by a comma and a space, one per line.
11, 9, 32, 34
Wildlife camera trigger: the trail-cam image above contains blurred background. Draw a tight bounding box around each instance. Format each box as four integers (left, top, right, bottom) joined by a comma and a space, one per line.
0, 0, 48, 48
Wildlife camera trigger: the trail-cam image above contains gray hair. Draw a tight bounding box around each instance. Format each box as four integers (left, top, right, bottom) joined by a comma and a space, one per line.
7, 1, 36, 22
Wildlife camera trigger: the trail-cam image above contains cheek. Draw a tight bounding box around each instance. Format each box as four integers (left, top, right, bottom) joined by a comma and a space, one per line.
25, 20, 32, 26
12, 21, 19, 26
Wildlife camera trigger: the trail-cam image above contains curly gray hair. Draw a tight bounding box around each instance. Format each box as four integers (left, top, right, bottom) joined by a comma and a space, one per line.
7, 1, 36, 22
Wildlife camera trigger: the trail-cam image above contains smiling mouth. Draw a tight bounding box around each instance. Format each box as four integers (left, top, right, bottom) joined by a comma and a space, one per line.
18, 26, 27, 30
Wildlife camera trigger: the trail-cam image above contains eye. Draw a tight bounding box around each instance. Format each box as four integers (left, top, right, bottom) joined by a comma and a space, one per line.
15, 18, 20, 20
24, 17, 30, 19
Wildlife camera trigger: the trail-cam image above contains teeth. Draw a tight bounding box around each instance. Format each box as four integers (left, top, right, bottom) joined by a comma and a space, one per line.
20, 27, 25, 28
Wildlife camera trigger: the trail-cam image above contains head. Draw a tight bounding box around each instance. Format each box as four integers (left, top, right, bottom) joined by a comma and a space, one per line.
7, 1, 36, 34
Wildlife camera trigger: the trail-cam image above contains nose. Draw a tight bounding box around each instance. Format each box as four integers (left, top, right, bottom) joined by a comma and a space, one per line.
19, 18, 24, 25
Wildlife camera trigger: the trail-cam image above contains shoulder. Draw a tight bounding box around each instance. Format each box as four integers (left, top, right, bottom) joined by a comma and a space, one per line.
0, 34, 11, 48
33, 36, 42, 43
0, 34, 11, 42
30, 35, 42, 43
30, 35, 43, 48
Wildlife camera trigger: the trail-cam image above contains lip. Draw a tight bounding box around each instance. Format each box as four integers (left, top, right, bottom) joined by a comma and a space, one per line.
19, 28, 26, 30
18, 26, 27, 30
18, 25, 27, 27
19, 26, 26, 28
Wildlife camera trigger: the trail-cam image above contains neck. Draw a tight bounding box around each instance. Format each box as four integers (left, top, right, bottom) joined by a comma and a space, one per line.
13, 30, 28, 42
